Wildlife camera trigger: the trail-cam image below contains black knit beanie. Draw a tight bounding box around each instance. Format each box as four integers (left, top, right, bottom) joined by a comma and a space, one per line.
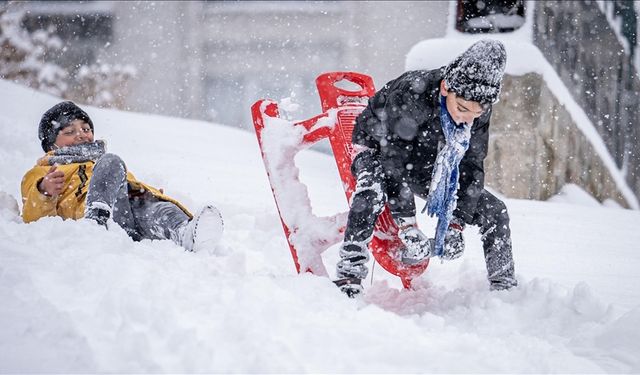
443, 39, 507, 104
38, 101, 94, 152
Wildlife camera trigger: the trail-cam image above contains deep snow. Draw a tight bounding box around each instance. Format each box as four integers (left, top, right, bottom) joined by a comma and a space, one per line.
1, 79, 640, 373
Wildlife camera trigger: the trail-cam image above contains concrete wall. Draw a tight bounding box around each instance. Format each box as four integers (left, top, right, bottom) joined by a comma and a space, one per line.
107, 2, 205, 119
487, 73, 628, 206
105, 1, 449, 127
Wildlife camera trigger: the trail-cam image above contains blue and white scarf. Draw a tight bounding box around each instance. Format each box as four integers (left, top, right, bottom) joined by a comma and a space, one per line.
422, 96, 472, 256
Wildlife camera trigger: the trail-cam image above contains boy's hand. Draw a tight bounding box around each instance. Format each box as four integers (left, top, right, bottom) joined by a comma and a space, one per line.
38, 165, 65, 197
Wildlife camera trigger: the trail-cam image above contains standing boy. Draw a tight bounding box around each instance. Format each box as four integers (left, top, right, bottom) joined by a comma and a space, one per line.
335, 40, 517, 297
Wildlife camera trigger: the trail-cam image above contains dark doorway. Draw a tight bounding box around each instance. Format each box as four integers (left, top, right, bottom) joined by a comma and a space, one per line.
456, 0, 526, 33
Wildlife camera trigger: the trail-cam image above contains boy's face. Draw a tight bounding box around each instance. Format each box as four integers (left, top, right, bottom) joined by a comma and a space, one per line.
54, 119, 94, 149
440, 80, 485, 126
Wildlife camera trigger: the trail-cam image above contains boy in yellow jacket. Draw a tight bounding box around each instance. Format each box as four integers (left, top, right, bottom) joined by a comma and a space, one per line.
21, 101, 223, 251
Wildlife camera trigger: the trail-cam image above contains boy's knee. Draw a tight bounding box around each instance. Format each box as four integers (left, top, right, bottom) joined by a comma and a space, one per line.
477, 192, 509, 225
99, 153, 123, 163
491, 198, 509, 224
96, 153, 126, 170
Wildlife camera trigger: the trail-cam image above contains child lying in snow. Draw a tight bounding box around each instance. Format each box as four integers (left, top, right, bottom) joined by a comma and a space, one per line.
21, 101, 223, 251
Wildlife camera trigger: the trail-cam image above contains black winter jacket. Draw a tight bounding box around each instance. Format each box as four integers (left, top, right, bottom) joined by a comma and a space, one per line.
352, 68, 492, 222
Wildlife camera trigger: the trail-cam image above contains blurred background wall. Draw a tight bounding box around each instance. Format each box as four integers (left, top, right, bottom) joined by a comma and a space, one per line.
6, 1, 449, 128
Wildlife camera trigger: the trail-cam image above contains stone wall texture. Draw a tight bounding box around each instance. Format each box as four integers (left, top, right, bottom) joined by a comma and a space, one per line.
486, 73, 628, 206
523, 0, 640, 205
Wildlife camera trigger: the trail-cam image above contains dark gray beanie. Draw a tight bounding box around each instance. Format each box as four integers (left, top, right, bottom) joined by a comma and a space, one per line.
443, 39, 507, 104
38, 101, 94, 152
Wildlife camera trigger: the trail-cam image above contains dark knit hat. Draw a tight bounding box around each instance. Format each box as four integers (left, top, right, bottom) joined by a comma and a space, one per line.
38, 101, 94, 152
443, 39, 507, 104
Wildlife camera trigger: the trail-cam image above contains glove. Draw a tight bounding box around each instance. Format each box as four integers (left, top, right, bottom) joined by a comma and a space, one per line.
442, 219, 465, 260
396, 216, 434, 265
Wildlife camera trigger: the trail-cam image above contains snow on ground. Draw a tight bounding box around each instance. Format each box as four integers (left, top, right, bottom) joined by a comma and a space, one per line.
1, 79, 640, 373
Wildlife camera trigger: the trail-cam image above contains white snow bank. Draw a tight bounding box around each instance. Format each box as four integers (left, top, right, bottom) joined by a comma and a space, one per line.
548, 183, 606, 207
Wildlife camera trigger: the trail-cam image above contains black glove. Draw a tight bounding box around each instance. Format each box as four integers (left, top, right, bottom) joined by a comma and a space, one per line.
442, 219, 465, 260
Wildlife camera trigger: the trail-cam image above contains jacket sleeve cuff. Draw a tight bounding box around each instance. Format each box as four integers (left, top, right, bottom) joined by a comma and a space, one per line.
22, 181, 57, 222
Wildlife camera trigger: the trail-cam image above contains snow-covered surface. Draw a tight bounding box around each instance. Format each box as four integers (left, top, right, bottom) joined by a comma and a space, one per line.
1, 79, 640, 372
406, 0, 639, 210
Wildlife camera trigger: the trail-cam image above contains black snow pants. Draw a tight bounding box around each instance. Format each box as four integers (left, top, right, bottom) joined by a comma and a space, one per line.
336, 149, 517, 289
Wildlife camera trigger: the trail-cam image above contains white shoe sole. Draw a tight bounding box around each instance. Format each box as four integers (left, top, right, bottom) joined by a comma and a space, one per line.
192, 205, 224, 252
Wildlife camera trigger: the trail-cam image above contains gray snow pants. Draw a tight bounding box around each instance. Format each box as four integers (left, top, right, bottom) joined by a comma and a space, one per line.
85, 153, 189, 243
337, 150, 517, 289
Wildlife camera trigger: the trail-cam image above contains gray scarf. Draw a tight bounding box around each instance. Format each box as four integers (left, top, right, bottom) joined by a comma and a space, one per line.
46, 140, 106, 165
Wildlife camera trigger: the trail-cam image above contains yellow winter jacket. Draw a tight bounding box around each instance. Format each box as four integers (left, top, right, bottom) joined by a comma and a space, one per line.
21, 153, 192, 223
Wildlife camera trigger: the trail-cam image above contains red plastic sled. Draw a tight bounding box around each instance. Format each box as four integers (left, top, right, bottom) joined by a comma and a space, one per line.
251, 72, 429, 288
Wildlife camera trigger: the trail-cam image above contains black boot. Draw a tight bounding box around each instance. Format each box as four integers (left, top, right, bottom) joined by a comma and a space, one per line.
336, 241, 370, 280
85, 207, 110, 228
333, 277, 363, 298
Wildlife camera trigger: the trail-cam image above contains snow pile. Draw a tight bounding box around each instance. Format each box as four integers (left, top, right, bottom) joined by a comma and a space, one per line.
548, 183, 625, 208
1, 79, 640, 372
